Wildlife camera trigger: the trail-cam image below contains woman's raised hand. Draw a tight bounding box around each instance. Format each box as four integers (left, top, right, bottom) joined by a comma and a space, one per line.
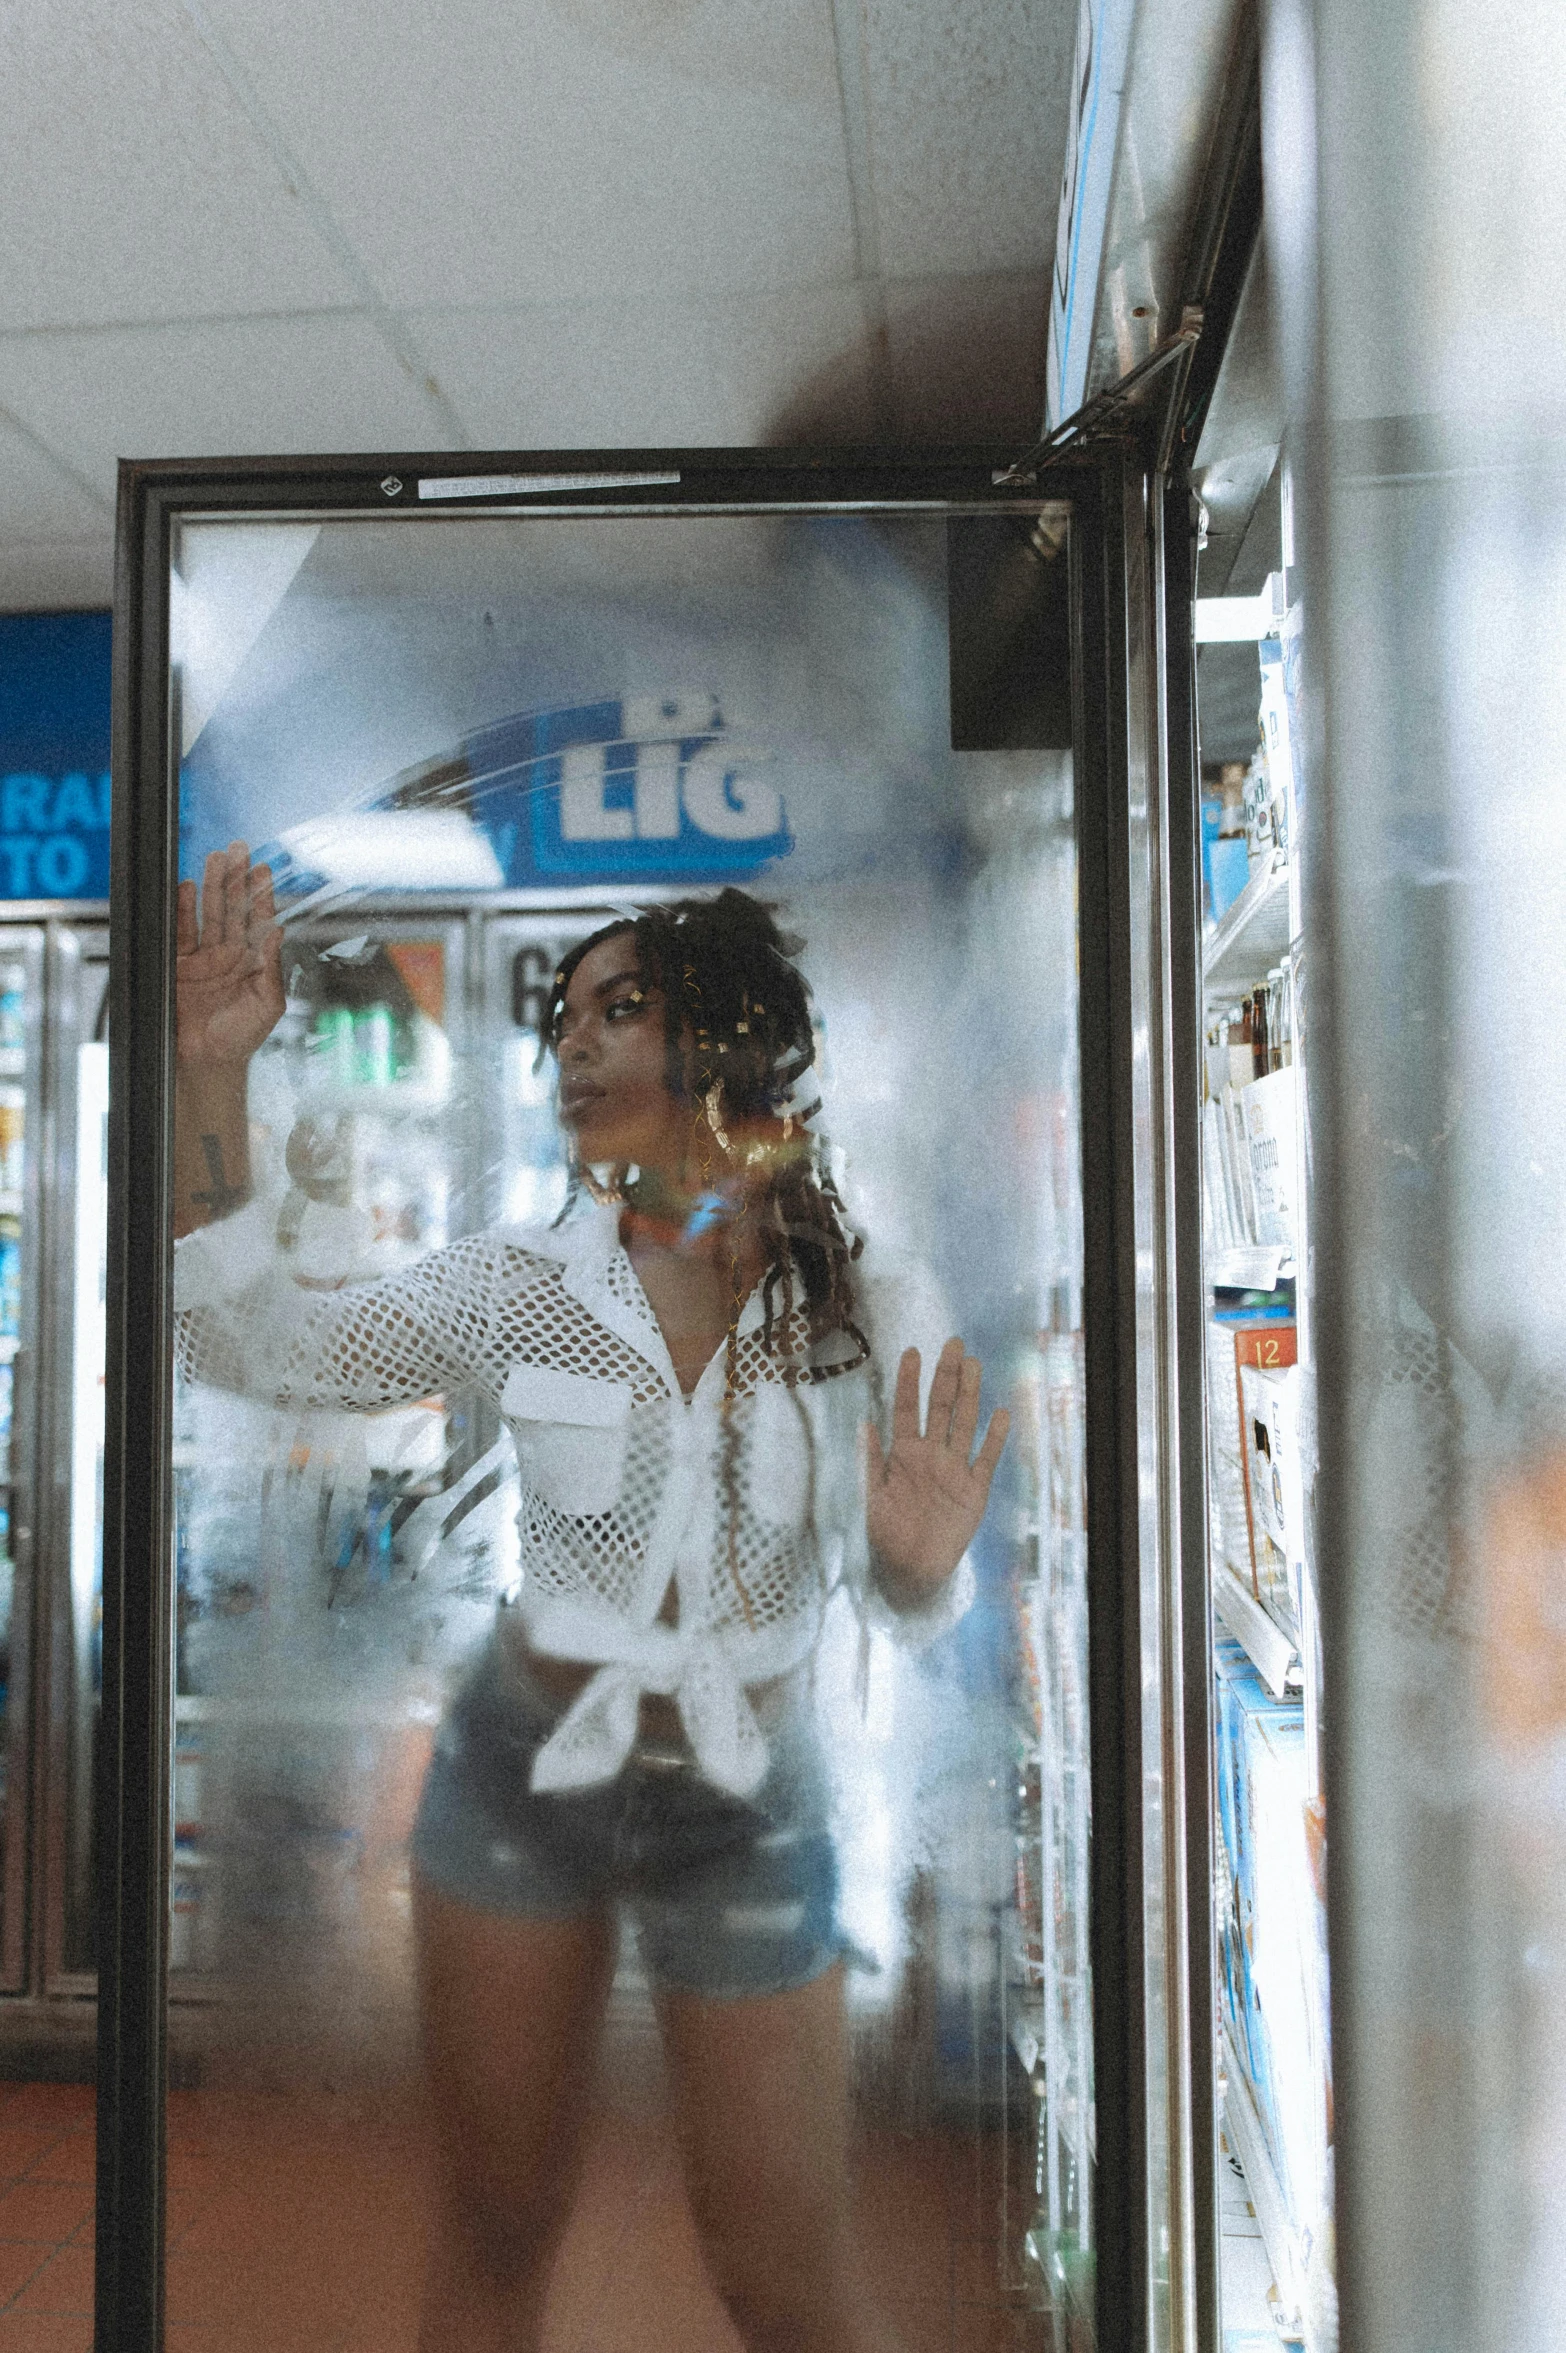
176, 842, 285, 1069
864, 1338, 1010, 1609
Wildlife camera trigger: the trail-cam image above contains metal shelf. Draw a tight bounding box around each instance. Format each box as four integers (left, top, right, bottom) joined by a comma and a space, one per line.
173, 1691, 442, 1728
1213, 1561, 1302, 1698
1208, 1244, 1295, 1292
1009, 2000, 1045, 2077
294, 1078, 452, 1115
1204, 859, 1292, 1003
1222, 2028, 1306, 2341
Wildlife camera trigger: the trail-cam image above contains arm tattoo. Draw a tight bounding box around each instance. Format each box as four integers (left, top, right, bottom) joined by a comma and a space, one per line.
191, 1132, 248, 1218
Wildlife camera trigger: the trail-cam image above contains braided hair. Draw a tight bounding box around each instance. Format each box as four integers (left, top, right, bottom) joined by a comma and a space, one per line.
541, 889, 868, 1384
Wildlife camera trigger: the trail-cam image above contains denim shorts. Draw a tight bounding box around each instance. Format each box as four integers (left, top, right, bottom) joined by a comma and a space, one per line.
410, 1640, 845, 2001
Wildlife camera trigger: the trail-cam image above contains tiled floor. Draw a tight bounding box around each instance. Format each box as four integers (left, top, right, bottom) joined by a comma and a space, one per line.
0, 2078, 1049, 2352
0, 2079, 99, 2353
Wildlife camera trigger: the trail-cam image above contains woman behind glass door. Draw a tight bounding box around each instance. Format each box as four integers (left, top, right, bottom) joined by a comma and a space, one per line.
171, 844, 1008, 2353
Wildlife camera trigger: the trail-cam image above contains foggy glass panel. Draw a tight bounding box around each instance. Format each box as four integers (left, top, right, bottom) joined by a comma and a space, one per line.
165, 509, 1091, 2350
1314, 6, 1566, 2352
0, 928, 41, 1989
59, 939, 110, 1978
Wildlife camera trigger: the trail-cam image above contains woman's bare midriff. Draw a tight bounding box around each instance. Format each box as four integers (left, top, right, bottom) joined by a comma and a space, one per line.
512, 1584, 791, 1755
516, 1640, 687, 1747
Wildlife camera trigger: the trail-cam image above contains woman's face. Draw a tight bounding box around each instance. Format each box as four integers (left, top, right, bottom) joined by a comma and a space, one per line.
555, 933, 691, 1175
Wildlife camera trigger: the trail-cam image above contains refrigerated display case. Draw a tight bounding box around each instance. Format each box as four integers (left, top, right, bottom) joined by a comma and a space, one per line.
1010, 1311, 1094, 2335
481, 912, 608, 1230
100, 445, 1224, 2353
0, 915, 117, 2027
169, 912, 461, 2006
49, 927, 111, 1987
1192, 244, 1333, 2343
0, 925, 45, 1996
164, 907, 614, 2004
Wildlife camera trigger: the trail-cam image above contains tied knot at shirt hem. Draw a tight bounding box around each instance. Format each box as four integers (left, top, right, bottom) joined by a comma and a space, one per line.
520, 1603, 819, 1799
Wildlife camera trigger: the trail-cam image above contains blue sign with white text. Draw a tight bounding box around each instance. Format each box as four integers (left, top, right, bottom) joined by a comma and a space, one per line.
451, 695, 792, 885
0, 612, 112, 900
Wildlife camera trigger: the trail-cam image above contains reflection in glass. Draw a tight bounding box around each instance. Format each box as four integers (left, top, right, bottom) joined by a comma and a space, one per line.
62, 958, 109, 1976
164, 511, 1089, 2349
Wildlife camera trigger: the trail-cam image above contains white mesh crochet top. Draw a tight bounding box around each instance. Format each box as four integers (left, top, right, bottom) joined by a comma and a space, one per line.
174, 1200, 974, 1796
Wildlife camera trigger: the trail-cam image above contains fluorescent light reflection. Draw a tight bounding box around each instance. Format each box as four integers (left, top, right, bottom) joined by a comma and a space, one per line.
281, 811, 504, 893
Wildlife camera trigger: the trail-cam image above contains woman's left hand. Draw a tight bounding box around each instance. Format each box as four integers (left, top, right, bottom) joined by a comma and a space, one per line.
865, 1339, 1010, 1611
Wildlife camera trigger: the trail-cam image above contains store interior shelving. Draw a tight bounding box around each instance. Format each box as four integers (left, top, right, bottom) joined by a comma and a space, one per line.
1212, 1559, 1300, 1700
1199, 520, 1332, 2350
1203, 858, 1291, 1003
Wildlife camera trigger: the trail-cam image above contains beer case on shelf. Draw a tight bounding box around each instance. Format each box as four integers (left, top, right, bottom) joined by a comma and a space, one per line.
1240, 1069, 1299, 1254
1214, 1638, 1321, 2237
1241, 1362, 1307, 1632
1207, 1318, 1299, 1610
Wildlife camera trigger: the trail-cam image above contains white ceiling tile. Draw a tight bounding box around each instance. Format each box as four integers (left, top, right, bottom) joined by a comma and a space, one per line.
0, 314, 462, 497
0, 0, 355, 331
0, 413, 112, 538
861, 0, 1075, 280
195, 0, 859, 307
409, 286, 875, 449
0, 539, 114, 614
884, 270, 1049, 439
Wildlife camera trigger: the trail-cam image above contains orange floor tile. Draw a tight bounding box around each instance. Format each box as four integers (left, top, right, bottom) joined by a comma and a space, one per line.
0, 2077, 1052, 2350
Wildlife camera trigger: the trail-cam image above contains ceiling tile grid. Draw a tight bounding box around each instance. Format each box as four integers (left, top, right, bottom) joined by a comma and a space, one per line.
192, 0, 861, 310
860, 0, 1074, 281
0, 0, 353, 332
0, 0, 1076, 610
0, 412, 112, 538
0, 313, 463, 497
410, 282, 877, 449
0, 539, 114, 610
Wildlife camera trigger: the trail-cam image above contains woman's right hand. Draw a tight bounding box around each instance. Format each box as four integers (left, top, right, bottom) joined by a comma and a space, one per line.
176, 841, 285, 1069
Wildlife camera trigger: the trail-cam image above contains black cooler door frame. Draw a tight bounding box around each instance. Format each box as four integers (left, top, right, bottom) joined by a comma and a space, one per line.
103, 444, 1202, 2353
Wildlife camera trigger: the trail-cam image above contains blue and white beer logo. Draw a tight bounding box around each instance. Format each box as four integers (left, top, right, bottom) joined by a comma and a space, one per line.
458, 694, 792, 884
0, 612, 113, 902
0, 769, 110, 897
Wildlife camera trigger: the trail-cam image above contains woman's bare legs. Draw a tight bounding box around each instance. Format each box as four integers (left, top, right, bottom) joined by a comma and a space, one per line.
659, 1960, 905, 2353
414, 1879, 615, 2352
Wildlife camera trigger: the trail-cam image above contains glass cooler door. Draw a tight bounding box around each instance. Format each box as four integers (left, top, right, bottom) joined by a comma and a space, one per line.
168, 914, 469, 1991
45, 925, 110, 1988
153, 498, 1101, 2348
481, 914, 601, 1230
96, 452, 1204, 2353
0, 925, 44, 1993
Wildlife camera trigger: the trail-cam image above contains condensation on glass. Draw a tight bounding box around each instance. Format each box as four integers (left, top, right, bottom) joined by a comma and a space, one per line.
1313, 5, 1566, 2351
0, 928, 39, 1991
165, 507, 1092, 2345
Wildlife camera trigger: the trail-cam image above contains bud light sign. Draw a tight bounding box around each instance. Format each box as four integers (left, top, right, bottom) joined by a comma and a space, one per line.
0, 613, 112, 902
452, 694, 792, 884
